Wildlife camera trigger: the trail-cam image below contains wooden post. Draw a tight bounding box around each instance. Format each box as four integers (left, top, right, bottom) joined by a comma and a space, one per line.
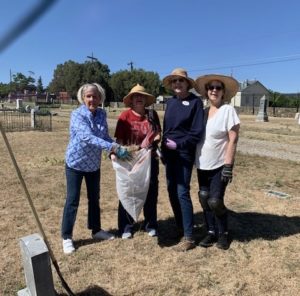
17, 233, 55, 296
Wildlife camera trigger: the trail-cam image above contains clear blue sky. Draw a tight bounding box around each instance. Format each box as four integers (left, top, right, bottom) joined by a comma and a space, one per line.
1, 0, 300, 93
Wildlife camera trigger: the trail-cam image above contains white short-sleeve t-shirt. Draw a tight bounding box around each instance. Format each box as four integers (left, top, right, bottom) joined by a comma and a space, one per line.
195, 104, 240, 170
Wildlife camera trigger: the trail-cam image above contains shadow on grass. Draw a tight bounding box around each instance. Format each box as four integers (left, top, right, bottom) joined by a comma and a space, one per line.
73, 210, 300, 250
229, 210, 300, 241
157, 212, 206, 247
57, 284, 112, 295
73, 229, 119, 250
156, 210, 300, 247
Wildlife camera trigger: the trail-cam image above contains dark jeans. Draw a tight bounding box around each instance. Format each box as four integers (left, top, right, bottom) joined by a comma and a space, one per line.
61, 165, 101, 239
164, 149, 195, 239
197, 167, 228, 234
118, 156, 159, 234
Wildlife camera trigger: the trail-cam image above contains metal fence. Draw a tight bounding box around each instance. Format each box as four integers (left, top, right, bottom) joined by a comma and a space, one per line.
0, 109, 52, 132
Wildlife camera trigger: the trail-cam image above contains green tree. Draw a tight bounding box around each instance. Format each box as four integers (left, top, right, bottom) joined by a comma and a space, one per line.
0, 83, 10, 99
110, 69, 160, 102
11, 72, 35, 92
36, 76, 44, 94
269, 91, 282, 116
48, 60, 113, 103
48, 60, 82, 97
82, 61, 113, 104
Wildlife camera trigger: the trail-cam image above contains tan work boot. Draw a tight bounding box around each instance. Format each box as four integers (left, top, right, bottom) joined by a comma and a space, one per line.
173, 237, 195, 252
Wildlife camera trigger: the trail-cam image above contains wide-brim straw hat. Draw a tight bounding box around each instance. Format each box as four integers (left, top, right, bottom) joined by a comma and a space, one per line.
123, 84, 155, 107
162, 68, 196, 90
195, 74, 239, 102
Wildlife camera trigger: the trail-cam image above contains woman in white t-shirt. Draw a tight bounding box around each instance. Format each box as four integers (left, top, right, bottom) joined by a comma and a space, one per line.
194, 74, 240, 250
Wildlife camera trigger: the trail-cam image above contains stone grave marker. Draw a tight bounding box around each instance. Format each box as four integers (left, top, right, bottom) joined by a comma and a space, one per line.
17, 233, 55, 296
16, 99, 23, 110
256, 95, 268, 122
25, 105, 31, 113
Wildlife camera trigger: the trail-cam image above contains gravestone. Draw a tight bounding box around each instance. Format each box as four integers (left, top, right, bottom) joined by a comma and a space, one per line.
17, 233, 55, 296
25, 105, 31, 113
256, 95, 268, 122
31, 109, 36, 128
295, 112, 299, 120
16, 99, 23, 109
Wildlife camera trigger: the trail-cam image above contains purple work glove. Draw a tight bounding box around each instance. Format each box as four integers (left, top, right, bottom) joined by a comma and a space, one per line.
165, 138, 177, 150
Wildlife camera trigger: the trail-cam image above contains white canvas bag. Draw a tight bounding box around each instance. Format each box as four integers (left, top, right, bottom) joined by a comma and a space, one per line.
112, 148, 151, 222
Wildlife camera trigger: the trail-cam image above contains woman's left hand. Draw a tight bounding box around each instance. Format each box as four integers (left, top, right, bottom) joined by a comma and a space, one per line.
165, 138, 177, 150
221, 164, 233, 183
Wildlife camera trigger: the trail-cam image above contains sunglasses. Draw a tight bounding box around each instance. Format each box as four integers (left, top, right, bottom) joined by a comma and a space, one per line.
207, 85, 224, 91
171, 78, 185, 84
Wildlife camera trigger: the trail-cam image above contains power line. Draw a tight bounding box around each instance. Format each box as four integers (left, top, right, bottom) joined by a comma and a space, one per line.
188, 53, 300, 74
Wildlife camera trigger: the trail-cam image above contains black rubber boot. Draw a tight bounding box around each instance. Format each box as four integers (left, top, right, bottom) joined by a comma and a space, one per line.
216, 233, 230, 250
198, 233, 216, 248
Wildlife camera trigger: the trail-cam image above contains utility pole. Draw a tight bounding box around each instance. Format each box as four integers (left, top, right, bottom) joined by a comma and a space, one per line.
87, 52, 98, 63
87, 52, 98, 81
28, 70, 35, 77
9, 69, 12, 96
9, 68, 12, 85
87, 53, 104, 108
127, 61, 134, 71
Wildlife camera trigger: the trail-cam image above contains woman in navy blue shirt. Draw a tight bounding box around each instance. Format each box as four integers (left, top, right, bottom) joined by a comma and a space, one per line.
162, 68, 204, 252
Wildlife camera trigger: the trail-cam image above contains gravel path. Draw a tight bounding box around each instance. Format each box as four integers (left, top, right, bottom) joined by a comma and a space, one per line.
237, 138, 300, 162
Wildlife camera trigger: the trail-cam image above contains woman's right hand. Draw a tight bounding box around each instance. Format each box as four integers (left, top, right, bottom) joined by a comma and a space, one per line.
115, 145, 132, 160
110, 154, 117, 161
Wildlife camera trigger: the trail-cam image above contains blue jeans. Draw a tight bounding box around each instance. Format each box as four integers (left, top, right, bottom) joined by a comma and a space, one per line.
197, 167, 228, 234
118, 156, 159, 234
164, 149, 194, 239
61, 165, 101, 239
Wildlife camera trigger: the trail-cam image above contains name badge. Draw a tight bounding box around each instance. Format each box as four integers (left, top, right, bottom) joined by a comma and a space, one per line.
182, 101, 189, 106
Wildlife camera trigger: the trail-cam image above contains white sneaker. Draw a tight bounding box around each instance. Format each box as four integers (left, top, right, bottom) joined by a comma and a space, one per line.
121, 232, 132, 239
62, 239, 75, 254
147, 229, 157, 237
92, 230, 115, 240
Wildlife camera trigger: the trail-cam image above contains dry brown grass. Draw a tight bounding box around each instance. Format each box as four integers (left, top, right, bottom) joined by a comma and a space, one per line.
239, 114, 300, 145
0, 111, 299, 296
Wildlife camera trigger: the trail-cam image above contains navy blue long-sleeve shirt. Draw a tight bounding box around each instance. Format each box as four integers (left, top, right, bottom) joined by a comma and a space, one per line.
162, 93, 204, 152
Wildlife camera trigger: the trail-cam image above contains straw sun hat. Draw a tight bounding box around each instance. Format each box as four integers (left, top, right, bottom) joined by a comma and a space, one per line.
162, 68, 196, 90
195, 74, 239, 102
123, 84, 155, 107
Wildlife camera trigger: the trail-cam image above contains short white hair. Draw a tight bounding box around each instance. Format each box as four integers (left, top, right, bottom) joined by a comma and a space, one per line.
77, 83, 106, 104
